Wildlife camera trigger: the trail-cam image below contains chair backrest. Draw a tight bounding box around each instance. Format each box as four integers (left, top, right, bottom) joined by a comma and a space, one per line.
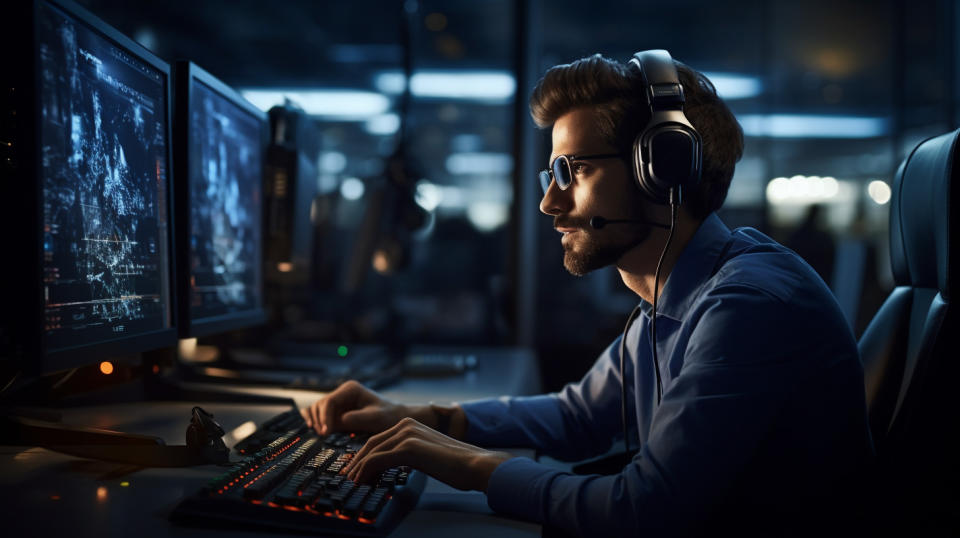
859, 129, 956, 452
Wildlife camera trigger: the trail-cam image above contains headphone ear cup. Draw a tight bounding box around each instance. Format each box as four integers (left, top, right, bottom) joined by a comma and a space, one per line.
633, 123, 702, 204
632, 130, 662, 203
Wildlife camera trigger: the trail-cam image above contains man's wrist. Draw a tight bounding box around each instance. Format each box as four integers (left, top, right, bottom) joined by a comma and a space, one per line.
407, 403, 467, 440
405, 404, 436, 427
429, 404, 454, 435
471, 450, 513, 493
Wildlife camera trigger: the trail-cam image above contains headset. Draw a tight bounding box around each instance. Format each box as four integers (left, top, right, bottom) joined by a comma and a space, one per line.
616, 50, 703, 459
628, 49, 702, 206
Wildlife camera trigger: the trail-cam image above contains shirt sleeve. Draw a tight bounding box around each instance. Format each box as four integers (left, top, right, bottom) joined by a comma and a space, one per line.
459, 336, 632, 462
483, 284, 855, 535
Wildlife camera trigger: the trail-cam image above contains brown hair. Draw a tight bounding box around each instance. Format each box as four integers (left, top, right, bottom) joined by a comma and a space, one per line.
529, 54, 744, 219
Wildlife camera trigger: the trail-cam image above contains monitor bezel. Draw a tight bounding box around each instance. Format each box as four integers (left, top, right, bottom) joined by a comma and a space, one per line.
13, 0, 179, 374
173, 60, 268, 339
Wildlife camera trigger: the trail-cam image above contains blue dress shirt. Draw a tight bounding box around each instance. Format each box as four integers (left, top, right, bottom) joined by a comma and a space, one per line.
461, 213, 874, 535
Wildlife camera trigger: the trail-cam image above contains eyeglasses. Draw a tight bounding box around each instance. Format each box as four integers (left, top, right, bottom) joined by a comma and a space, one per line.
538, 153, 623, 194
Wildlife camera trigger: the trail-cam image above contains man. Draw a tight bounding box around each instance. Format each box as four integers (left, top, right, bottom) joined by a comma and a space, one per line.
302, 52, 874, 535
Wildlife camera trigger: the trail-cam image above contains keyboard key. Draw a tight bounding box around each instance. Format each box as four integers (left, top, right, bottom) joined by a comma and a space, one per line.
360, 495, 386, 519
312, 497, 334, 512
342, 492, 368, 516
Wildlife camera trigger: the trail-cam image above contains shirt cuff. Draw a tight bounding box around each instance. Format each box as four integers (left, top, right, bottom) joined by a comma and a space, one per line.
485, 456, 562, 523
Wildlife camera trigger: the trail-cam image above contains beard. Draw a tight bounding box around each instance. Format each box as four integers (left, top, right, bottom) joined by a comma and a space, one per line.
561, 220, 651, 276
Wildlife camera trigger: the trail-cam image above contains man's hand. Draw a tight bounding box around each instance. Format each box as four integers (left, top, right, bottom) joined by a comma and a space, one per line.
342, 417, 513, 492
300, 380, 408, 435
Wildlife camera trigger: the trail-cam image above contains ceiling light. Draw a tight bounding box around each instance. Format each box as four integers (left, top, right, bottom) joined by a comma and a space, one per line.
445, 152, 513, 175
374, 70, 516, 101
739, 114, 889, 138
867, 180, 891, 205
240, 89, 390, 119
701, 72, 763, 100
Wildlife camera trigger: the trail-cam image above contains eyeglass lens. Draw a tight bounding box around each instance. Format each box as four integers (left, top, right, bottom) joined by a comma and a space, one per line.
540, 155, 572, 194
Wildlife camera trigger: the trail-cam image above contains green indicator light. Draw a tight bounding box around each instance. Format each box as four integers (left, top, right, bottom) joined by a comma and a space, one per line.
120, 481, 130, 487
337, 345, 348, 357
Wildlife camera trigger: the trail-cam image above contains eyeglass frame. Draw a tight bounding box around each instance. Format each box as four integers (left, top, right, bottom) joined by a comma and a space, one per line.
538, 153, 625, 194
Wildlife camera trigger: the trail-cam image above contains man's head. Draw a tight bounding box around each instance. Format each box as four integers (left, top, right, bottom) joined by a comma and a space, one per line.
532, 53, 743, 276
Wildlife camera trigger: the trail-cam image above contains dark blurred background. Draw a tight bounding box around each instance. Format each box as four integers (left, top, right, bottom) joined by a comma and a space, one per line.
77, 0, 958, 391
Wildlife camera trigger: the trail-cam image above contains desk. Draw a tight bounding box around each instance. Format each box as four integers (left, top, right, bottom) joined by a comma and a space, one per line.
0, 347, 543, 537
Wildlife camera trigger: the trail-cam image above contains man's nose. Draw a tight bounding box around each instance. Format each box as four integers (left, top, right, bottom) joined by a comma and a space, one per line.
539, 179, 571, 216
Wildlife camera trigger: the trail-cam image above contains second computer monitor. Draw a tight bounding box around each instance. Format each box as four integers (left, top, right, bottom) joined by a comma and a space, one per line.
174, 62, 267, 338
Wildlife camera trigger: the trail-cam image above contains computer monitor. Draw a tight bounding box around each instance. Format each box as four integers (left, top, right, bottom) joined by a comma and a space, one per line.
173, 62, 267, 338
2, 0, 177, 375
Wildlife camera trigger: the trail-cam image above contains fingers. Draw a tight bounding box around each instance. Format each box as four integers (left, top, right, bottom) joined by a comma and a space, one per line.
348, 428, 426, 484
348, 443, 420, 484
340, 407, 389, 432
344, 419, 431, 485
317, 394, 337, 435
301, 402, 318, 432
344, 418, 412, 475
302, 381, 371, 435
311, 400, 325, 434
311, 401, 322, 433
335, 417, 508, 492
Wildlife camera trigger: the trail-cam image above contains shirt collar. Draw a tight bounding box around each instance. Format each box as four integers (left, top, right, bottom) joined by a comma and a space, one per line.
646, 212, 732, 322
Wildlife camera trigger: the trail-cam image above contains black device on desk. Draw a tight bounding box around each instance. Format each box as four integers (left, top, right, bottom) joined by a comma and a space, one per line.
172, 408, 426, 536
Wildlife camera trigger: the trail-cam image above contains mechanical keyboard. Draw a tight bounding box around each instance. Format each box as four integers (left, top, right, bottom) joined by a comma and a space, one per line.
171, 409, 426, 536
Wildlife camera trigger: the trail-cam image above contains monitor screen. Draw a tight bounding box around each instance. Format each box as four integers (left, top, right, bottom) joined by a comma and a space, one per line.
182, 71, 265, 332
38, 1, 172, 355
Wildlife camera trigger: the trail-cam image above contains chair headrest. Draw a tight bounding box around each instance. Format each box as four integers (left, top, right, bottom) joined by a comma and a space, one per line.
890, 128, 956, 298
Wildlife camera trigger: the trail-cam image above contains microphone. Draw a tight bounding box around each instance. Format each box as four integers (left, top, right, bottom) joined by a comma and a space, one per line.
590, 215, 671, 230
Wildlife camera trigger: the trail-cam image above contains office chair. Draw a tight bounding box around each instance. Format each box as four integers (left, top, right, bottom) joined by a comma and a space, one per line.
858, 128, 958, 530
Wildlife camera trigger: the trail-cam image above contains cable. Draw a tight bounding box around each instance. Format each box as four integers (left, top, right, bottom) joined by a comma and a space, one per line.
618, 189, 680, 456
0, 369, 21, 395
651, 197, 679, 406
49, 367, 78, 390
650, 193, 680, 407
